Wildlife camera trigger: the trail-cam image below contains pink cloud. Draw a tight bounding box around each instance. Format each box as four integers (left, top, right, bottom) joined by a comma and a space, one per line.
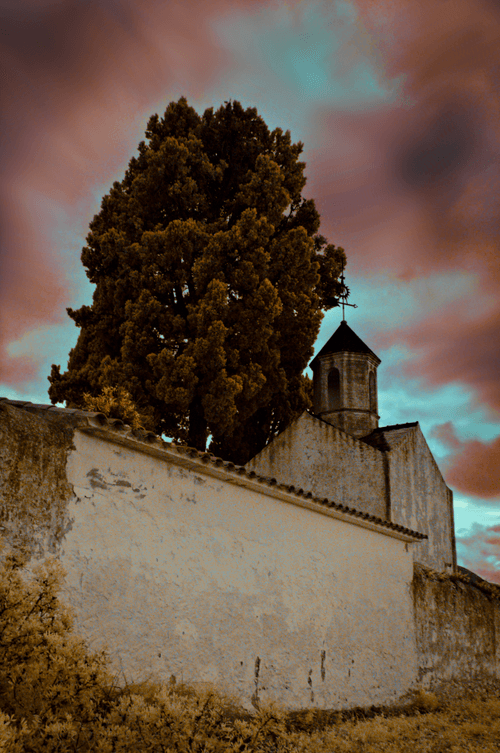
0, 0, 272, 383
456, 522, 500, 584
373, 303, 500, 416
302, 0, 500, 426
3, 0, 500, 422
432, 422, 500, 499
307, 0, 500, 277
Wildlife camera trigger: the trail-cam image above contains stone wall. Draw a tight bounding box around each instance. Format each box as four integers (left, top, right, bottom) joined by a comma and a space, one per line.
0, 401, 78, 559
412, 564, 500, 686
389, 429, 456, 573
2, 400, 498, 713
313, 352, 379, 438
247, 411, 388, 519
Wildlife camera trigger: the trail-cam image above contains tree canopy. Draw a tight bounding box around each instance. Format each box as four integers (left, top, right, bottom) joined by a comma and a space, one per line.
48, 97, 346, 464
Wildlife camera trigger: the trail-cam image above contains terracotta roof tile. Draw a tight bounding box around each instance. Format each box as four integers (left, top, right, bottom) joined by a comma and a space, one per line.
0, 397, 427, 541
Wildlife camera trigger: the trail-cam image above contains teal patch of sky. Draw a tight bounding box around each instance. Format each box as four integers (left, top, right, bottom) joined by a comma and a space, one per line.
205, 0, 389, 143
455, 522, 500, 581
5, 319, 80, 404
1, 188, 95, 403
454, 496, 500, 539
344, 270, 478, 334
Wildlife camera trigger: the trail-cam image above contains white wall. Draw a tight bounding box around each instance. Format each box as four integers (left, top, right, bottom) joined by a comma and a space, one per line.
55, 425, 419, 711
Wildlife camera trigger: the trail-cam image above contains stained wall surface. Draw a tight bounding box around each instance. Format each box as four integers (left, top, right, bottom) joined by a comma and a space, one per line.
412, 564, 500, 684
60, 428, 418, 711
246, 412, 388, 519
248, 415, 456, 573
5, 402, 492, 712
0, 402, 77, 559
0, 403, 420, 712
388, 430, 456, 573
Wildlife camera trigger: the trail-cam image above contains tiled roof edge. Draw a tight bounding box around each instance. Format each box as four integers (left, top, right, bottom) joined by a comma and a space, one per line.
0, 397, 427, 541
361, 422, 419, 452
304, 413, 419, 436
377, 422, 419, 432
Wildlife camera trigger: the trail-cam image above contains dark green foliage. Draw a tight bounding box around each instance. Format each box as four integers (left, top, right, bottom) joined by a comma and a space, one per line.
49, 97, 345, 462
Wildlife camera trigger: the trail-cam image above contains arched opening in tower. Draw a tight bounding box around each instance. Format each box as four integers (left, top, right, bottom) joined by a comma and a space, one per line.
328, 368, 340, 411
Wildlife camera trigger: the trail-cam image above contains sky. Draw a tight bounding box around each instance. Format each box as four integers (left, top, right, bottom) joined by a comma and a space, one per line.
1, 0, 499, 582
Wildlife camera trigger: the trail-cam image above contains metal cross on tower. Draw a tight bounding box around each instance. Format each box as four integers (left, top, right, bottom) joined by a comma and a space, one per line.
339, 260, 357, 322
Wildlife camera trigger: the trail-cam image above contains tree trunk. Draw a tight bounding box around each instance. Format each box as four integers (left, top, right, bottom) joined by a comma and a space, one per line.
187, 395, 209, 451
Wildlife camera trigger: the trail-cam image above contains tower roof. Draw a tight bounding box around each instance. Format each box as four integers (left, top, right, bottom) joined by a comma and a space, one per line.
310, 320, 380, 368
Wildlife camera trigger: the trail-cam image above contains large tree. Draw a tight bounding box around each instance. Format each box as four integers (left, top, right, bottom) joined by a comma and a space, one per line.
49, 97, 345, 464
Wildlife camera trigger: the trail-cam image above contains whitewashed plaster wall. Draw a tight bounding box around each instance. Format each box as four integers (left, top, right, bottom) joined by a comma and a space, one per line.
56, 426, 419, 712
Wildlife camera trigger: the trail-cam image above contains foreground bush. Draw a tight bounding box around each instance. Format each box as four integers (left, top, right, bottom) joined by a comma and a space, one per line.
0, 542, 120, 750
1, 541, 500, 752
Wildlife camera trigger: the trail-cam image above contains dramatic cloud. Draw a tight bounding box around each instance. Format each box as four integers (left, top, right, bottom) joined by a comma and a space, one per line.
0, 0, 273, 383
456, 522, 500, 584
371, 301, 500, 416
1, 0, 498, 577
304, 0, 500, 425
309, 0, 500, 274
6, 0, 500, 403
432, 422, 500, 499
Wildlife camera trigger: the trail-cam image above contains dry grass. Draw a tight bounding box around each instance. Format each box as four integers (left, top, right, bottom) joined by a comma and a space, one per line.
102, 680, 500, 753
294, 691, 500, 752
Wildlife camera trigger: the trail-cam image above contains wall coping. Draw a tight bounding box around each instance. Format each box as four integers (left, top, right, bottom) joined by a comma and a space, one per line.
1, 398, 427, 543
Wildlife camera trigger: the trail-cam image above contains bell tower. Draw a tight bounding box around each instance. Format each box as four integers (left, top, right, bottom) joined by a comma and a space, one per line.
310, 321, 381, 438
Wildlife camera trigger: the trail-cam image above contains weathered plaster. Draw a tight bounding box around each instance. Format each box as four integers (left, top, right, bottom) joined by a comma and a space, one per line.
54, 427, 418, 712
389, 429, 455, 572
248, 414, 455, 573
412, 564, 500, 684
0, 402, 77, 559
246, 412, 387, 519
2, 399, 493, 713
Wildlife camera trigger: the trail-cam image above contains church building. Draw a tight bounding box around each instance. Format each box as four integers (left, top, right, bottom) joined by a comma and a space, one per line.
1, 319, 495, 714
247, 319, 457, 574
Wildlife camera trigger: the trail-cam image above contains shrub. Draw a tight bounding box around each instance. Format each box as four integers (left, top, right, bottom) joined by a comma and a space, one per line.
0, 541, 121, 750
409, 690, 440, 712
82, 384, 151, 431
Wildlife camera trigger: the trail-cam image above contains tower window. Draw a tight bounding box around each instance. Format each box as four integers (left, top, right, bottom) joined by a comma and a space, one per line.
369, 371, 376, 412
328, 368, 340, 410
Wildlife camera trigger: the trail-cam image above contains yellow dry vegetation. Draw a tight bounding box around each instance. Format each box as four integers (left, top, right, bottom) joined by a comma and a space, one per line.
302, 696, 500, 753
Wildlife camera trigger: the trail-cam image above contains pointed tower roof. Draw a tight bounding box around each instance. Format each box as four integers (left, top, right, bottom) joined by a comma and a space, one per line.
310, 321, 380, 368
